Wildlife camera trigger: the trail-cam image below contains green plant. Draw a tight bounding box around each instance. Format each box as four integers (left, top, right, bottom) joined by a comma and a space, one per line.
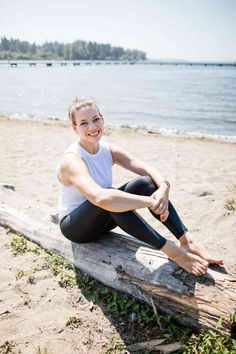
102, 338, 127, 354
0, 341, 15, 354
58, 272, 77, 289
20, 294, 31, 306
44, 253, 74, 276
10, 236, 28, 255
27, 275, 36, 285
15, 270, 25, 280
35, 347, 49, 354
30, 244, 43, 255
230, 312, 236, 338
5, 227, 12, 235
182, 315, 236, 354
182, 331, 236, 353
231, 183, 236, 190
66, 316, 81, 327
224, 198, 236, 211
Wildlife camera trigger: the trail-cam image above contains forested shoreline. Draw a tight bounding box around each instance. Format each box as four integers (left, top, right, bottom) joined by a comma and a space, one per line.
0, 37, 146, 60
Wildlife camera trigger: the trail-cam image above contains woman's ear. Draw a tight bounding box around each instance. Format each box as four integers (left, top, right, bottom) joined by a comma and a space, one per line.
72, 123, 77, 132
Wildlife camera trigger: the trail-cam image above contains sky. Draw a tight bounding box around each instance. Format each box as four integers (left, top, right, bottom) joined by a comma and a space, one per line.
0, 0, 235, 62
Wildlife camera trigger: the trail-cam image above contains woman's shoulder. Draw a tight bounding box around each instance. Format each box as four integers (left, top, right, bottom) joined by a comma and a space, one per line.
99, 139, 111, 149
64, 141, 80, 153
102, 140, 116, 151
56, 152, 85, 185
105, 141, 123, 153
57, 143, 83, 172
97, 139, 113, 165
104, 141, 122, 165
98, 139, 113, 154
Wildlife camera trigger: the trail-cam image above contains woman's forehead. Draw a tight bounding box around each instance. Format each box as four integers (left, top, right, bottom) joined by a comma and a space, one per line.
75, 105, 99, 121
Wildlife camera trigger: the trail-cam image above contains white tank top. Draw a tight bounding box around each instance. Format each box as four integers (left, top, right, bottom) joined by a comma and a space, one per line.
55, 139, 113, 222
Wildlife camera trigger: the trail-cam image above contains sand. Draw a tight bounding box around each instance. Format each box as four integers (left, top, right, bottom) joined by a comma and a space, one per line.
0, 117, 236, 353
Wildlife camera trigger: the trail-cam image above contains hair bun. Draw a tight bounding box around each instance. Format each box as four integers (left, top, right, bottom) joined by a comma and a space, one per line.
73, 96, 94, 104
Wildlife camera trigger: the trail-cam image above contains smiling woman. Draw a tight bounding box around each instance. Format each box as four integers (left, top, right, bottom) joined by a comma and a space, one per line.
55, 96, 223, 277
68, 97, 105, 154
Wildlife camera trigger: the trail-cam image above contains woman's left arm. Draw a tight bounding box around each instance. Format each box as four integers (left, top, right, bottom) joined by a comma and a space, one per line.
109, 143, 170, 216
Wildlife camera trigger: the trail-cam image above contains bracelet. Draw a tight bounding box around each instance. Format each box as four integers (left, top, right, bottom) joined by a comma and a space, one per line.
160, 180, 170, 188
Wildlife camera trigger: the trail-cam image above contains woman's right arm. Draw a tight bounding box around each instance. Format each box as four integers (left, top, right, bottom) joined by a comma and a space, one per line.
60, 154, 155, 212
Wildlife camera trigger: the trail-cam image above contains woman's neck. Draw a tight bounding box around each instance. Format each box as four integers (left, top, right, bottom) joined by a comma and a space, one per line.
78, 139, 99, 154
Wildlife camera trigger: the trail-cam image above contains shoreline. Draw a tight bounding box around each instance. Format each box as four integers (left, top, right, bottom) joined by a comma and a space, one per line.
1, 114, 236, 145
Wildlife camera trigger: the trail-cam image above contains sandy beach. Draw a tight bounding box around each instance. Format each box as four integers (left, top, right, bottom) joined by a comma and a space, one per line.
0, 116, 236, 353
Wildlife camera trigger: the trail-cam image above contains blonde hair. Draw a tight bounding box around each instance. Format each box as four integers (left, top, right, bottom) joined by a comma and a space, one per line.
68, 96, 102, 125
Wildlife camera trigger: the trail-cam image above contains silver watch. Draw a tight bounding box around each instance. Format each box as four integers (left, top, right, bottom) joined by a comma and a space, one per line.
160, 180, 170, 188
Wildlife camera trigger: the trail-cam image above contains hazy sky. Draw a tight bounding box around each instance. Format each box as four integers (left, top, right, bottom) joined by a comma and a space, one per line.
0, 0, 235, 61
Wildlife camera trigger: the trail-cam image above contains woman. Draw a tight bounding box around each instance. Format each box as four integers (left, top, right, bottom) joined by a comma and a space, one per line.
56, 97, 223, 276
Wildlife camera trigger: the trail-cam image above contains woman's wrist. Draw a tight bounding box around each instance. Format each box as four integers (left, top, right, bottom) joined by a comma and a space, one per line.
159, 183, 170, 196
159, 180, 170, 189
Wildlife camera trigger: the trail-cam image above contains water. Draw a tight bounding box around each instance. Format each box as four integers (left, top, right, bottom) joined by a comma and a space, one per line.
0, 63, 236, 141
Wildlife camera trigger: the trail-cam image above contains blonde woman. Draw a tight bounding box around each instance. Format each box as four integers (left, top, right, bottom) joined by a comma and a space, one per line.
55, 97, 223, 276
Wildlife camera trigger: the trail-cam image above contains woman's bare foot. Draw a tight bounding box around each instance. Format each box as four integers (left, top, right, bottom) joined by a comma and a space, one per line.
179, 234, 224, 265
160, 240, 209, 276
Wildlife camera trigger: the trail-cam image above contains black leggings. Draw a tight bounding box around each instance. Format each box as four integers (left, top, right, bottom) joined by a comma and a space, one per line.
59, 175, 188, 250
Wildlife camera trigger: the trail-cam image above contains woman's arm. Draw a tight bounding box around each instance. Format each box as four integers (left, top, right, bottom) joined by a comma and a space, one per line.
109, 143, 169, 189
60, 154, 155, 212
109, 143, 170, 215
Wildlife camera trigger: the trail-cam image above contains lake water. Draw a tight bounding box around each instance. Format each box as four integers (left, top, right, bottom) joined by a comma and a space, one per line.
0, 63, 236, 141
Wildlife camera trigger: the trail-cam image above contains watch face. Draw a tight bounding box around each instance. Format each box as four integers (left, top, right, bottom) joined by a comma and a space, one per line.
161, 180, 170, 188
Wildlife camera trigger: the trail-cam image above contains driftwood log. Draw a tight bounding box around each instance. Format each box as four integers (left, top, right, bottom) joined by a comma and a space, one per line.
0, 184, 235, 335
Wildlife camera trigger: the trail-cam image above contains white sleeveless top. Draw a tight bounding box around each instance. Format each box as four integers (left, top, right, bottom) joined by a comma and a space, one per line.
55, 139, 113, 222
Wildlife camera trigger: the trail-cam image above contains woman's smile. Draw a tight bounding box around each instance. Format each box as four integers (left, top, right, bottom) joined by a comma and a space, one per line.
88, 131, 100, 137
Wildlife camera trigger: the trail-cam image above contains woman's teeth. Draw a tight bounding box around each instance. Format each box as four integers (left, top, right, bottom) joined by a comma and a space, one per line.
89, 131, 99, 136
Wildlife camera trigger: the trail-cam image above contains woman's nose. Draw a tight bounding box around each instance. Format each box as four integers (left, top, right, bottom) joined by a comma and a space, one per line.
88, 122, 98, 130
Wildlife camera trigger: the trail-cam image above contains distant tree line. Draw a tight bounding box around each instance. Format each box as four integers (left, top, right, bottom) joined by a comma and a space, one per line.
0, 37, 146, 61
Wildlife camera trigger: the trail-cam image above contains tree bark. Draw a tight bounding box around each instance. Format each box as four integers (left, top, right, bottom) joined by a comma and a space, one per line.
0, 185, 235, 335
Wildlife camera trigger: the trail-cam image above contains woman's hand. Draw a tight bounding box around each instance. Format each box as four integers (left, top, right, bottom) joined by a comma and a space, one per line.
149, 185, 169, 215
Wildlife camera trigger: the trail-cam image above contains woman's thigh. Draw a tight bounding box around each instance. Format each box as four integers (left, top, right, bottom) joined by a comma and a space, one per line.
102, 175, 157, 232
60, 175, 157, 242
59, 199, 112, 243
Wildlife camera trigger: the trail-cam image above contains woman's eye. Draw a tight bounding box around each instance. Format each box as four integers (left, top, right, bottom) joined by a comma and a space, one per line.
94, 117, 100, 122
80, 122, 87, 126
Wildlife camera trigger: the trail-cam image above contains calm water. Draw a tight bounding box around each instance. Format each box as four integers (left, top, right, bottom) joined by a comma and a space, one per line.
0, 63, 236, 140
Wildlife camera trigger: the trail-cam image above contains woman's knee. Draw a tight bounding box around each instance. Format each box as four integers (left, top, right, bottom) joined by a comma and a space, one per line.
124, 175, 158, 195
141, 175, 158, 190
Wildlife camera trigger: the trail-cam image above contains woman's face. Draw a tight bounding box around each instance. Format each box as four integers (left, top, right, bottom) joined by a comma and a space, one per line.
73, 105, 104, 143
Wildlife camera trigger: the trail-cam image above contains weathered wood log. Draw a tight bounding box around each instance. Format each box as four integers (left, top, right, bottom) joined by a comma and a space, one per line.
127, 339, 181, 353
0, 185, 235, 335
